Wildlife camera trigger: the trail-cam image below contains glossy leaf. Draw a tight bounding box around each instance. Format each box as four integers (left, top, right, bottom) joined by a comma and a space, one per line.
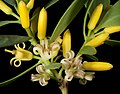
105, 39, 120, 46
80, 46, 97, 55
0, 20, 20, 27
95, 0, 120, 32
49, 0, 87, 43
3, 0, 16, 6
44, 63, 61, 69
0, 35, 31, 48
45, 0, 59, 9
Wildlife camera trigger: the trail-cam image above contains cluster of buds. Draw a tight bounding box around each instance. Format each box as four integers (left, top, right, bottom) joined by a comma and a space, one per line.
86, 3, 120, 47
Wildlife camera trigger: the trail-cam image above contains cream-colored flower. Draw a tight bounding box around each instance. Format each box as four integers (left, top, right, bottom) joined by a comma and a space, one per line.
33, 38, 60, 61
31, 65, 50, 86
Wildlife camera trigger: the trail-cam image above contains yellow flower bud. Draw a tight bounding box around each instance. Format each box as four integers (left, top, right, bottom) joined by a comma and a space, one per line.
104, 26, 120, 34
62, 29, 71, 57
83, 62, 113, 71
27, 0, 35, 9
88, 3, 103, 30
0, 0, 12, 15
85, 33, 109, 47
38, 7, 47, 40
18, 1, 30, 29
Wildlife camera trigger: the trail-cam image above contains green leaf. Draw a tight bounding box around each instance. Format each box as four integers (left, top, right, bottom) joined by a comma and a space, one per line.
0, 60, 42, 87
0, 35, 31, 48
3, 0, 16, 6
85, 54, 98, 61
45, 0, 59, 9
95, 0, 120, 32
86, 0, 110, 16
44, 63, 61, 69
49, 0, 87, 43
105, 39, 120, 46
80, 46, 97, 55
0, 20, 20, 27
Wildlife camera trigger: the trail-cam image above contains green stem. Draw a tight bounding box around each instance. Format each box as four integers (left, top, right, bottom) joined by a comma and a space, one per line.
25, 28, 37, 46
83, 0, 94, 40
11, 12, 20, 20
0, 60, 42, 87
59, 80, 68, 94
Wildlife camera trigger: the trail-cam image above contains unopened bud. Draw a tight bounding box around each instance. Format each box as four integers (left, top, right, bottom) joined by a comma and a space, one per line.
38, 7, 47, 40
88, 3, 103, 30
62, 29, 71, 57
18, 1, 30, 29
83, 62, 113, 71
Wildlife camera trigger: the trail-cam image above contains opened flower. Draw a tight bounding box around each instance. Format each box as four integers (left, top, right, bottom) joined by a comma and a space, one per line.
33, 38, 61, 61
5, 43, 33, 67
60, 50, 94, 82
31, 65, 50, 86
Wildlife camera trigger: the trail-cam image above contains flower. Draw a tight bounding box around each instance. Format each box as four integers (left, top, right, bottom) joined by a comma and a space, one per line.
31, 65, 50, 86
38, 7, 47, 40
5, 43, 33, 67
87, 3, 103, 30
60, 50, 94, 82
33, 38, 61, 61
0, 0, 13, 15
18, 1, 30, 29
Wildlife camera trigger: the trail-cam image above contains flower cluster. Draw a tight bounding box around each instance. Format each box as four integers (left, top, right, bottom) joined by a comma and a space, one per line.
1, 0, 120, 94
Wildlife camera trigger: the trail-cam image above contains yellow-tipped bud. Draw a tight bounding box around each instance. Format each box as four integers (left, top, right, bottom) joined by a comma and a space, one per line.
88, 3, 103, 30
0, 0, 12, 15
85, 33, 109, 47
104, 26, 120, 34
62, 29, 71, 57
27, 0, 35, 9
83, 62, 113, 71
38, 7, 47, 40
18, 1, 30, 29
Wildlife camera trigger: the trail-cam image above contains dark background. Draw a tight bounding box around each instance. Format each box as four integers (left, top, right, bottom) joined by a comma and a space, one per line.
0, 0, 120, 94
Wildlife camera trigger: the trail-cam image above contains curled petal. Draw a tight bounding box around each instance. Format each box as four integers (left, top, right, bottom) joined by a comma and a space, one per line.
60, 59, 71, 69
66, 50, 75, 59
74, 70, 85, 79
31, 74, 40, 81
33, 44, 43, 55
39, 78, 48, 86
65, 71, 73, 81
13, 60, 21, 67
36, 65, 45, 73
84, 75, 94, 81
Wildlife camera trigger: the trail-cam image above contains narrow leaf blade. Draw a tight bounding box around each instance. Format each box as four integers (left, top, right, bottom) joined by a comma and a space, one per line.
3, 0, 16, 6
45, 0, 59, 9
0, 35, 31, 48
49, 0, 87, 43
